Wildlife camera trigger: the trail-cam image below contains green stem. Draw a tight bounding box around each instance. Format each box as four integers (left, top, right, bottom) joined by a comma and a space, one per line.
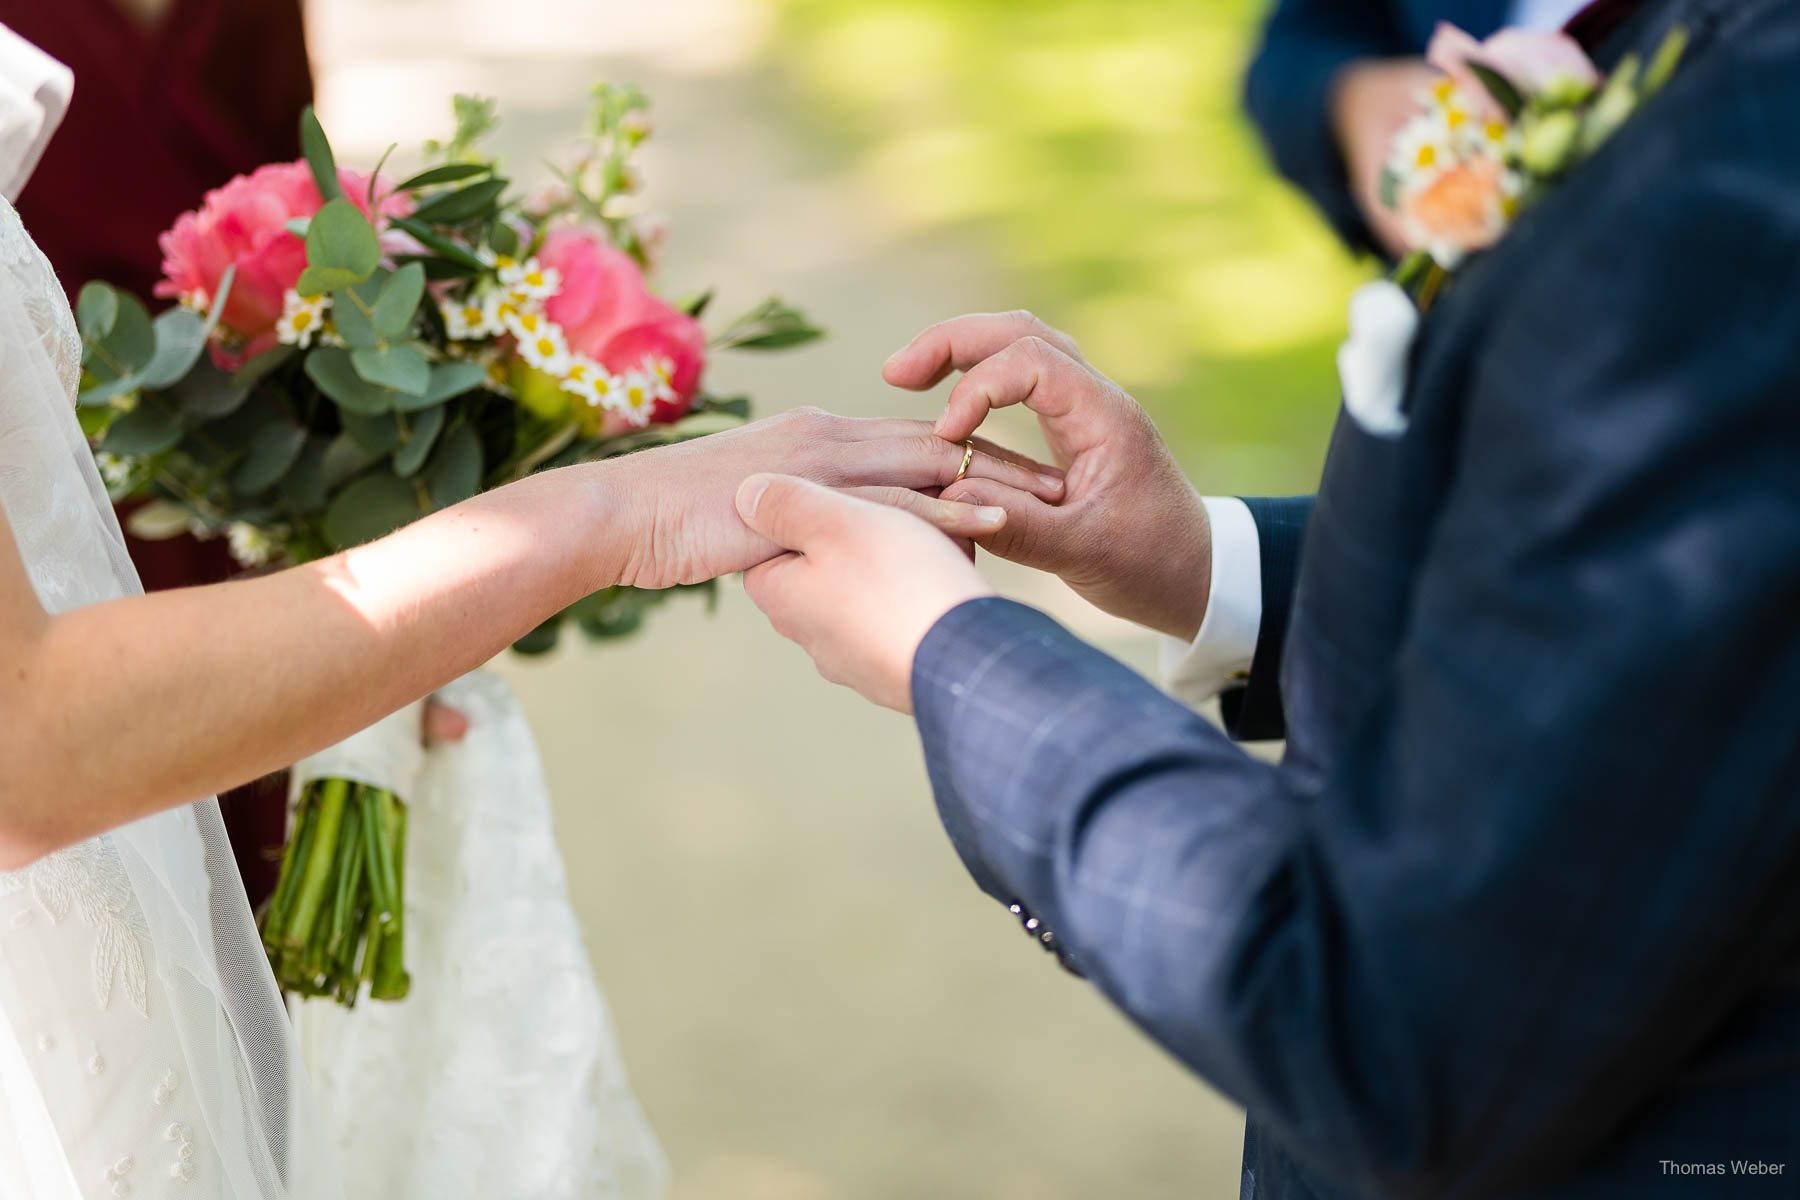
371, 796, 410, 1000
284, 778, 349, 955
260, 787, 314, 949
326, 801, 364, 960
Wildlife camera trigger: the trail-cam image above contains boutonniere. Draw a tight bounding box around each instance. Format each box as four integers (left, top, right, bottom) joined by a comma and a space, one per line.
1339, 19, 1688, 438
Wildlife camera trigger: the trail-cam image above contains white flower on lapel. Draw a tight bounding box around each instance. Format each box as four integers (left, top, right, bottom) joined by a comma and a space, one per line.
1337, 280, 1420, 439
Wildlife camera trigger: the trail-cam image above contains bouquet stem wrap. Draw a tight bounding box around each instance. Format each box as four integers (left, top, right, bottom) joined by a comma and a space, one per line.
259, 700, 425, 1006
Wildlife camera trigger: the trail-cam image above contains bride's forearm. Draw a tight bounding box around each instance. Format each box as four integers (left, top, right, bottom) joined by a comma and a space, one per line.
0, 462, 630, 866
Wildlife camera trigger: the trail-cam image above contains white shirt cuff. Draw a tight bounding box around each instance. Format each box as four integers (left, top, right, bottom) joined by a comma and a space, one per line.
1159, 496, 1263, 707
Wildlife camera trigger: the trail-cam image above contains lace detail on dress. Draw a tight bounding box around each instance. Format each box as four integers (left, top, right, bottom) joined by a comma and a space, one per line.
0, 839, 152, 1017
0, 196, 80, 401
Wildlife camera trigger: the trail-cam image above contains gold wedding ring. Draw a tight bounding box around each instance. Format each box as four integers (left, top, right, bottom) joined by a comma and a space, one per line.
953, 438, 975, 484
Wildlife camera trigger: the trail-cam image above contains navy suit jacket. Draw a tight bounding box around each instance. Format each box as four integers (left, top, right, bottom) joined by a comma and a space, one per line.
911, 1, 1800, 1196
1245, 0, 1513, 252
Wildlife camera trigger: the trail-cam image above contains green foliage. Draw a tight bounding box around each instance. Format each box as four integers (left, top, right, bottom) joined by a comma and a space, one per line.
298, 198, 380, 296
425, 421, 483, 508
299, 106, 344, 202
322, 471, 422, 550
423, 94, 501, 163
305, 346, 396, 414
351, 344, 431, 396
1466, 61, 1525, 120
393, 406, 446, 478
712, 298, 825, 351
409, 177, 509, 226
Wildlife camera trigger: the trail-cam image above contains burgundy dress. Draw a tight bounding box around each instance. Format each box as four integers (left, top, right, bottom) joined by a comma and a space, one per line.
0, 0, 315, 906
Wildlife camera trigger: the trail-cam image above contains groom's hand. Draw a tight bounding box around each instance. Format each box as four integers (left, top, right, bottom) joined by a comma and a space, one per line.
737, 474, 993, 713
884, 312, 1213, 640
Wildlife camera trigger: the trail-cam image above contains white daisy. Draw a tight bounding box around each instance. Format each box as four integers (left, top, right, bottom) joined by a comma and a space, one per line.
1387, 113, 1456, 189
514, 319, 573, 376
440, 294, 502, 341
559, 356, 618, 407
275, 291, 330, 348
227, 522, 279, 568
497, 257, 562, 303
609, 370, 659, 427
639, 355, 679, 402
95, 452, 132, 488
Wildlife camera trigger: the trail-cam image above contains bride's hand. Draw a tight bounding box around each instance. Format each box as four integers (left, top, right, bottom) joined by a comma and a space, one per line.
602, 407, 1064, 589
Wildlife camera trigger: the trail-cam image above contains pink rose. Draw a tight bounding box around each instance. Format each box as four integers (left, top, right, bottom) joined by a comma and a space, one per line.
1425, 21, 1601, 120
539, 225, 707, 423
155, 160, 411, 364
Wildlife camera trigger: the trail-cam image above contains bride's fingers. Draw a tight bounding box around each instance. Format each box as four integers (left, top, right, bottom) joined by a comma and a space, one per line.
836, 433, 1064, 500
423, 700, 469, 746
882, 311, 1083, 391
841, 487, 1008, 539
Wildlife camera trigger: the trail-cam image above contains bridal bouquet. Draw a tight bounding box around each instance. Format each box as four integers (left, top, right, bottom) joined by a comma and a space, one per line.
74, 87, 820, 1004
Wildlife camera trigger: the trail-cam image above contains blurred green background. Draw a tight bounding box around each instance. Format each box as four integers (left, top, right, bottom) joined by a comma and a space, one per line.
309, 0, 1366, 1196
767, 0, 1367, 492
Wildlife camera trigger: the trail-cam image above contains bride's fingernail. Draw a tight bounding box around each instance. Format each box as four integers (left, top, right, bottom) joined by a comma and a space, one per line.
1039, 474, 1063, 493
976, 507, 1007, 527
883, 349, 906, 371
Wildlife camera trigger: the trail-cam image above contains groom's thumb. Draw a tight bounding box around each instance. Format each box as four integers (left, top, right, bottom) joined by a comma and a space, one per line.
736, 474, 847, 551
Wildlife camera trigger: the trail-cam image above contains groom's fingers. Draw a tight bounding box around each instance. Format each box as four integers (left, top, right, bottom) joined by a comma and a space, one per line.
883, 311, 1083, 391
935, 336, 1102, 446
737, 474, 869, 553
843, 487, 1007, 539
938, 477, 1067, 569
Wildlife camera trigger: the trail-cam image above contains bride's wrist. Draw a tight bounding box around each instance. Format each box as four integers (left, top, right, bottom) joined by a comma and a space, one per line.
564, 458, 653, 593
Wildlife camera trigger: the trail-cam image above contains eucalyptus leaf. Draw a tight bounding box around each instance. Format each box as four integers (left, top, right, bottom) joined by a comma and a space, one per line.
396, 162, 491, 192
426, 421, 483, 509
232, 345, 297, 391
279, 439, 329, 511
328, 271, 387, 349
305, 346, 395, 415
299, 106, 344, 202
399, 361, 488, 412
321, 433, 381, 488
101, 395, 184, 455
76, 283, 118, 341
372, 263, 426, 340
86, 292, 156, 380
79, 373, 144, 408
351, 343, 430, 395
392, 405, 446, 478
338, 409, 402, 455
409, 177, 508, 226
295, 265, 366, 296
322, 470, 424, 550
233, 421, 308, 494
304, 198, 379, 282
138, 309, 207, 390
172, 363, 250, 419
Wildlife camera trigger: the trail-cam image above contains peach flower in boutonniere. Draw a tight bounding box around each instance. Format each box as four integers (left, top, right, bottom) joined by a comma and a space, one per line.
1378, 20, 1690, 283
1338, 20, 1690, 438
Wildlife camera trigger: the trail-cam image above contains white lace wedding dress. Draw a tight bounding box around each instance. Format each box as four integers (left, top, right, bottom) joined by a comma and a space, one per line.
0, 28, 665, 1200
